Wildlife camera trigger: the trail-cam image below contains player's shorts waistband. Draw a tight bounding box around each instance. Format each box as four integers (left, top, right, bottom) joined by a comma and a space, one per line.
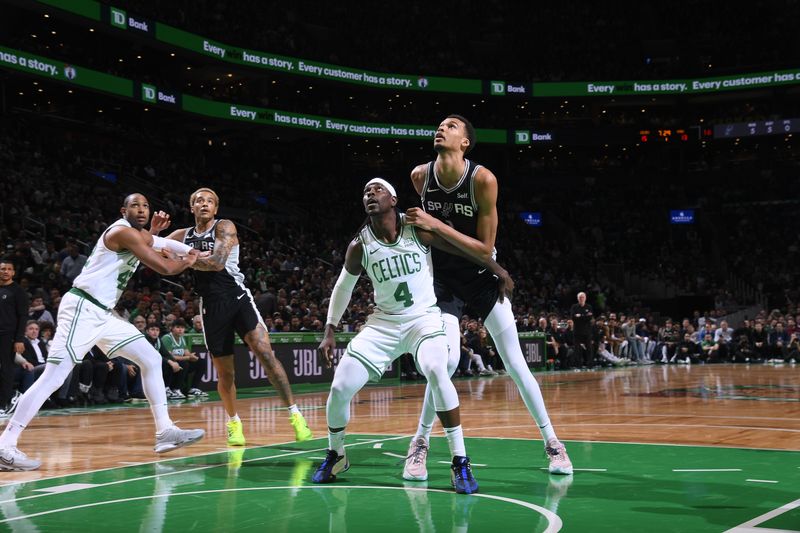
68, 287, 110, 312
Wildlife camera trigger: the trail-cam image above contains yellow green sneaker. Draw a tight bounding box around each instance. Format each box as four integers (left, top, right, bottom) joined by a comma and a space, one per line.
290, 412, 313, 442
227, 419, 246, 446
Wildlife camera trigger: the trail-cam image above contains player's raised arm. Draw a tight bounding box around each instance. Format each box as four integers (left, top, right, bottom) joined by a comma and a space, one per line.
317, 238, 364, 367
107, 227, 198, 276
406, 166, 498, 263
192, 219, 238, 271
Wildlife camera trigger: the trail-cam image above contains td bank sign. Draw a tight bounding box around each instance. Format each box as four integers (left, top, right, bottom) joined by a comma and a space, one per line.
141, 84, 178, 106
110, 7, 151, 34
490, 81, 528, 96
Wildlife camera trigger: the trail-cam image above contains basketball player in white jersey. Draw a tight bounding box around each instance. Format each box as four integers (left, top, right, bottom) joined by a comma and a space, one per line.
403, 115, 573, 478
312, 178, 509, 494
0, 194, 205, 471
160, 188, 312, 446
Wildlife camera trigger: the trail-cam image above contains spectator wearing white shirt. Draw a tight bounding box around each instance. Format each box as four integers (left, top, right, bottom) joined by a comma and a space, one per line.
714, 320, 734, 361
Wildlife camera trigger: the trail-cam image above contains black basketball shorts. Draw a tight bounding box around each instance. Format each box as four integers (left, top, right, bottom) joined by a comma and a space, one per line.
433, 271, 500, 322
199, 289, 263, 357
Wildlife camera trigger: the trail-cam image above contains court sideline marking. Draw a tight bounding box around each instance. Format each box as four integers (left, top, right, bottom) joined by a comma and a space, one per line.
724, 497, 800, 533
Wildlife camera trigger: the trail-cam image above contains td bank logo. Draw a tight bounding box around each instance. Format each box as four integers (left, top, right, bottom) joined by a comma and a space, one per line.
490, 81, 506, 96
141, 84, 156, 102
110, 7, 127, 29
514, 130, 530, 144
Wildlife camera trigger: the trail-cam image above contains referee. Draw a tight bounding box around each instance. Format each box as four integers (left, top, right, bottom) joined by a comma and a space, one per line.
0, 259, 29, 413
570, 291, 594, 368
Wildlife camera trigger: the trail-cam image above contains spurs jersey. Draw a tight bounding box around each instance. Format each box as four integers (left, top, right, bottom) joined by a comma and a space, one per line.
421, 159, 496, 281
183, 220, 245, 300
359, 217, 436, 315
73, 218, 140, 308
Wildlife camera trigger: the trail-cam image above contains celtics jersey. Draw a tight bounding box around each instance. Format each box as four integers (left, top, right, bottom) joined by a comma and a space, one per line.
359, 216, 436, 315
421, 159, 496, 281
160, 333, 187, 359
183, 220, 246, 300
73, 218, 140, 309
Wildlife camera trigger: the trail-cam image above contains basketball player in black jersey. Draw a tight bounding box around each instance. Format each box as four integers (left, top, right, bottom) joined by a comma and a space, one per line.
161, 188, 312, 445
402, 115, 573, 477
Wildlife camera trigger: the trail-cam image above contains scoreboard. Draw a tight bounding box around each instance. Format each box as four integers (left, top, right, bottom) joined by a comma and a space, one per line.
639, 128, 691, 143
713, 118, 799, 138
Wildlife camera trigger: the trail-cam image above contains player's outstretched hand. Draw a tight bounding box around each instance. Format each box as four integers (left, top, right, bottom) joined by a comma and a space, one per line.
318, 329, 336, 368
150, 211, 171, 234
405, 208, 440, 232
183, 248, 200, 268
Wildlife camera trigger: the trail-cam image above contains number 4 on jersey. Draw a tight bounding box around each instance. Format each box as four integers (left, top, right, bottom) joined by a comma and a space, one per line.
393, 281, 414, 308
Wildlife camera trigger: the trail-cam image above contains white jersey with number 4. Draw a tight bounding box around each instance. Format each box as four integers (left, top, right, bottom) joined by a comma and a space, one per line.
359, 216, 436, 315
73, 218, 141, 309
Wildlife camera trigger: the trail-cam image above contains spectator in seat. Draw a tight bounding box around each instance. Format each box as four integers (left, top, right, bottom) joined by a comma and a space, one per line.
27, 295, 54, 325
675, 332, 699, 364
750, 322, 769, 362
18, 320, 47, 393
60, 242, 87, 285
714, 320, 734, 361
768, 323, 790, 362
701, 333, 720, 363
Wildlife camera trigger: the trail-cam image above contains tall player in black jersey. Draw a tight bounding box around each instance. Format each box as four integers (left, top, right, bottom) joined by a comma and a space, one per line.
403, 115, 573, 477
162, 188, 312, 445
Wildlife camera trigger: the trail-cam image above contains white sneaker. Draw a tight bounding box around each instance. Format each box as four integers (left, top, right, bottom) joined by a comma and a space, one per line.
187, 388, 208, 397
154, 426, 205, 453
546, 439, 573, 475
0, 447, 41, 471
165, 388, 175, 399
402, 437, 429, 481
170, 389, 186, 399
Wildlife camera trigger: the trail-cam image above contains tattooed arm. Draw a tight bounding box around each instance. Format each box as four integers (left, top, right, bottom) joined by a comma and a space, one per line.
192, 219, 238, 271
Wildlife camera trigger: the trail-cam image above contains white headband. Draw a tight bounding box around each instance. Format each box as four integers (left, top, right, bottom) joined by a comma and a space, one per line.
365, 177, 397, 198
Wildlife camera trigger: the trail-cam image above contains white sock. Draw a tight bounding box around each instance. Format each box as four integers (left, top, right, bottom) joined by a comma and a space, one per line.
415, 420, 433, 442
328, 429, 346, 456
0, 420, 25, 449
287, 404, 300, 416
444, 425, 466, 458
229, 414, 241, 423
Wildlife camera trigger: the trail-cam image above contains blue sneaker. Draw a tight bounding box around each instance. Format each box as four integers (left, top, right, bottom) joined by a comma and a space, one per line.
451, 456, 479, 494
312, 449, 349, 484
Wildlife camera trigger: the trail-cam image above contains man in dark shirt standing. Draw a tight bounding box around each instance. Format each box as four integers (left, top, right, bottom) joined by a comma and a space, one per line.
570, 292, 594, 368
0, 259, 29, 413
